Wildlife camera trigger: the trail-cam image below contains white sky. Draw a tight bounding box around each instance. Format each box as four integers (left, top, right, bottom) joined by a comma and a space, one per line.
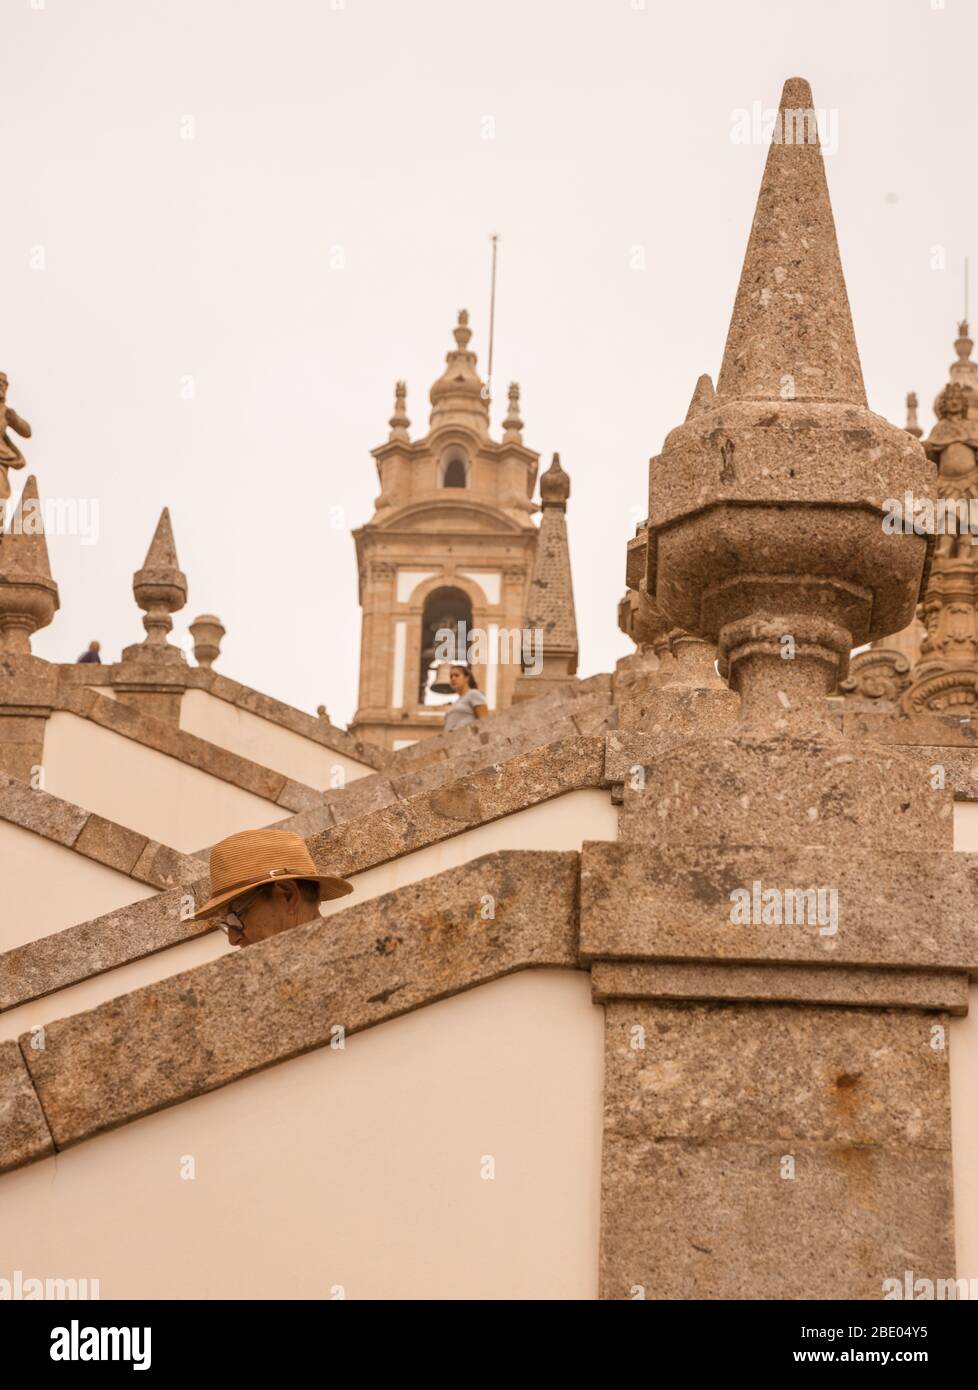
4, 0, 974, 725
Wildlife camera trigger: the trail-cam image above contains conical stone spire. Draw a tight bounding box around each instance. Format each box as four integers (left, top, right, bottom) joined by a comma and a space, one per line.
685, 373, 716, 420
514, 454, 578, 700
0, 475, 59, 653
123, 507, 188, 664
716, 78, 866, 406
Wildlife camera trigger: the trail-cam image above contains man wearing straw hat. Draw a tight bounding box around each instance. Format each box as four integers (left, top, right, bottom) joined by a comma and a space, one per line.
190, 828, 354, 948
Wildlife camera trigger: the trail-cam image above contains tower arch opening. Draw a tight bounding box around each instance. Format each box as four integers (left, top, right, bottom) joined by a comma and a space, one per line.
418, 585, 474, 703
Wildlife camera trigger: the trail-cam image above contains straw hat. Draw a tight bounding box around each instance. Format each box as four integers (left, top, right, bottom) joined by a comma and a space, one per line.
190, 828, 353, 921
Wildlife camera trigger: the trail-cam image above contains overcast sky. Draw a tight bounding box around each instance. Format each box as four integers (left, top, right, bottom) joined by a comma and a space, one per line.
4, 0, 974, 725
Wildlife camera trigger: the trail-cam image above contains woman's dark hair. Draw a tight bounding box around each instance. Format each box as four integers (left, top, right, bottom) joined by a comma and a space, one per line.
453, 664, 478, 690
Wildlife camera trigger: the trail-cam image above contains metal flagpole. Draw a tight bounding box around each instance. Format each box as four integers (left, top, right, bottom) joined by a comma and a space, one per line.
487, 233, 500, 414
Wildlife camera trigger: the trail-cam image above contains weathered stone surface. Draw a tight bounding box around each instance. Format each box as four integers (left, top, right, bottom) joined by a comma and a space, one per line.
0, 1039, 54, 1173
591, 962, 969, 1014
307, 736, 605, 877
580, 841, 978, 970
619, 734, 954, 851
599, 998, 954, 1300
130, 840, 205, 889
616, 683, 738, 736
0, 770, 88, 846
20, 850, 580, 1153
603, 1001, 950, 1147
600, 1137, 955, 1300
0, 888, 207, 1012
73, 814, 148, 875
842, 710, 978, 747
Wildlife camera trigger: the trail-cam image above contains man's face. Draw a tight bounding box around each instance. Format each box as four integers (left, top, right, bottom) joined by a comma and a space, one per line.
224, 880, 317, 947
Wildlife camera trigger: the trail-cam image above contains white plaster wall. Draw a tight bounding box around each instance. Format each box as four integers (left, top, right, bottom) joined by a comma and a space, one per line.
179, 690, 372, 789
952, 801, 978, 1282
0, 789, 619, 1044
0, 970, 603, 1299
41, 713, 285, 854
320, 788, 618, 916
0, 820, 155, 952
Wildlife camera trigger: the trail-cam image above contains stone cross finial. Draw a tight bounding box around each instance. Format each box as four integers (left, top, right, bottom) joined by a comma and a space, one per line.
0, 373, 31, 501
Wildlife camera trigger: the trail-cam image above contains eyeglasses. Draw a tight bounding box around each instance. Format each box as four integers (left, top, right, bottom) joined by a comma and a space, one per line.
216, 888, 264, 942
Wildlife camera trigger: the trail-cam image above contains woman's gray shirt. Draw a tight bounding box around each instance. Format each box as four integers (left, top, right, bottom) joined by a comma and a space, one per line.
443, 688, 488, 732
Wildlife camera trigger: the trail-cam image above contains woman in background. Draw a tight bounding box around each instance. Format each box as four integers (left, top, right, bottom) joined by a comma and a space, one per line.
443, 664, 488, 733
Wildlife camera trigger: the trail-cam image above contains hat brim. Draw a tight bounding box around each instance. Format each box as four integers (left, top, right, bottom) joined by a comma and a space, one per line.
189, 872, 354, 922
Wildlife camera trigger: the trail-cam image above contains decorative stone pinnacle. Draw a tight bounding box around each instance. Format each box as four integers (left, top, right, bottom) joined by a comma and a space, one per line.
685, 373, 716, 421
388, 380, 410, 442
129, 507, 188, 661
502, 382, 524, 442
429, 307, 488, 433
0, 475, 59, 654
905, 391, 923, 439
454, 309, 472, 350
189, 614, 225, 669
646, 78, 933, 736
539, 452, 570, 509
0, 372, 31, 501
903, 322, 978, 713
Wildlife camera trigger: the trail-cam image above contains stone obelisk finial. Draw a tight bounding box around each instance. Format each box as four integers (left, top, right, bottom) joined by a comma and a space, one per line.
0, 475, 59, 654
717, 78, 865, 407
124, 508, 187, 663
648, 78, 932, 735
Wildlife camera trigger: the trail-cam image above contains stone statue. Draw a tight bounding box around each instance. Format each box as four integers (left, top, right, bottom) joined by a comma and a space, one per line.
0, 373, 31, 500
925, 360, 978, 560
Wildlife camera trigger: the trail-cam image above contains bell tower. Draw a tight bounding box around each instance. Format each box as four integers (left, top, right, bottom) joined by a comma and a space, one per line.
350, 311, 542, 748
